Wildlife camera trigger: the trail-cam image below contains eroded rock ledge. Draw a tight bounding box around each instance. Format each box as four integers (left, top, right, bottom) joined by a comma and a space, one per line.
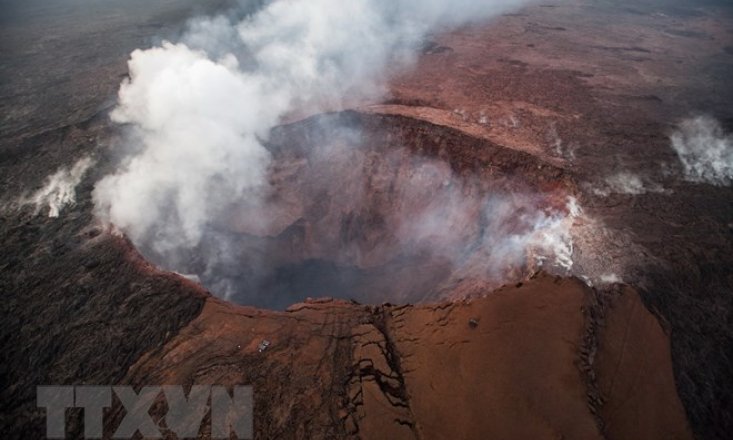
121, 272, 692, 440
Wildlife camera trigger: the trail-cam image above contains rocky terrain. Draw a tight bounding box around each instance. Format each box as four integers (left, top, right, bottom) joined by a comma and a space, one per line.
1, 0, 732, 439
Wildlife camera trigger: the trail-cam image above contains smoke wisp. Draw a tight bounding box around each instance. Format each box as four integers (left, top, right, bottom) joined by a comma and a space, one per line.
671, 115, 733, 186
592, 171, 668, 196
19, 157, 94, 218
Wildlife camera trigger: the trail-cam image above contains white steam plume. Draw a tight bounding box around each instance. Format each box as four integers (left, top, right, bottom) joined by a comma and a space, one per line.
592, 171, 667, 196
21, 157, 94, 218
671, 115, 733, 186
94, 0, 534, 259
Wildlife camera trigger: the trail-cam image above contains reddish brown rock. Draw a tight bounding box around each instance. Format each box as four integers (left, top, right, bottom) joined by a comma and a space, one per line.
595, 287, 693, 440
119, 273, 692, 440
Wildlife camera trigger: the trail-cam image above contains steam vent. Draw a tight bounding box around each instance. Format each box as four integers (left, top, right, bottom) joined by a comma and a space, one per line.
1, 1, 732, 439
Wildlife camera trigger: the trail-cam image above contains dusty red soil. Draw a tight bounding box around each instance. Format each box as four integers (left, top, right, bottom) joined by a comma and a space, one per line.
1, 0, 732, 439
118, 273, 690, 440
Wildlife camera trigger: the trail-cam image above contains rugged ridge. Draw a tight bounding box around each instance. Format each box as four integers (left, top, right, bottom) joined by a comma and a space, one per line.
113, 271, 691, 440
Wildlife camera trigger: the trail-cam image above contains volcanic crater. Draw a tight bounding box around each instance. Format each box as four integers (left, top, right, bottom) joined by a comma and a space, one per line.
2, 1, 732, 439
153, 111, 575, 309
